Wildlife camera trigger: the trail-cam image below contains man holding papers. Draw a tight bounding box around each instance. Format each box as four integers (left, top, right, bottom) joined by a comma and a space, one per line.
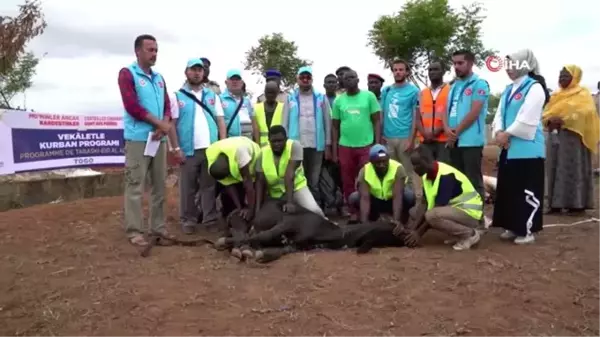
118, 34, 175, 246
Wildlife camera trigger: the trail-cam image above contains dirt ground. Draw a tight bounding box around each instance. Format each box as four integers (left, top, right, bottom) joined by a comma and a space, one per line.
1, 147, 598, 336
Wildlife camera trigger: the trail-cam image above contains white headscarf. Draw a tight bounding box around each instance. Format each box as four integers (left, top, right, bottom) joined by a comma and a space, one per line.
507, 49, 540, 77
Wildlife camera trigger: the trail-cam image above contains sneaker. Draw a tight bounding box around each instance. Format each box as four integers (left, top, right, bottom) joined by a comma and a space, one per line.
514, 234, 535, 244
181, 221, 196, 235
499, 230, 517, 240
452, 230, 481, 251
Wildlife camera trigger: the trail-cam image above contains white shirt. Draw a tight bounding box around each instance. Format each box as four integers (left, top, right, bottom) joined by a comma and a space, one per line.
430, 86, 442, 100
235, 98, 252, 124
493, 75, 545, 140
234, 145, 253, 169
170, 89, 224, 149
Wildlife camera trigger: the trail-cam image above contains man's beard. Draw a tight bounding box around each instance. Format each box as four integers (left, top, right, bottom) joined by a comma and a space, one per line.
395, 76, 406, 83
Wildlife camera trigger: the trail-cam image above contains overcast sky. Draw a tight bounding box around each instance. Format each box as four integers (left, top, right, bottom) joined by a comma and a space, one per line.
1, 0, 598, 115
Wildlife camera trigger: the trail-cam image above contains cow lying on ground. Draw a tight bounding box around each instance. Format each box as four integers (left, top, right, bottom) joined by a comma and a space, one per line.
214, 208, 409, 263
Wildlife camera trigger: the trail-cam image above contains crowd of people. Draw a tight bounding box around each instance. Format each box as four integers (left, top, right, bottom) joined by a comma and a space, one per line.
118, 34, 600, 259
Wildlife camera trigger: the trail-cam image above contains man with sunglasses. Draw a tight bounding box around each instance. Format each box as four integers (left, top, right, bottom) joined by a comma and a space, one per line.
281, 66, 332, 208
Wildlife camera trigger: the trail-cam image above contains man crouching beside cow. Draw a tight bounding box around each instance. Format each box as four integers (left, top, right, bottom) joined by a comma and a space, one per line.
208, 126, 485, 263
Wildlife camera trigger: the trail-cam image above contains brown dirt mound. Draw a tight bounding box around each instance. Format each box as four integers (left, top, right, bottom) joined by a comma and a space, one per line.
0, 188, 598, 336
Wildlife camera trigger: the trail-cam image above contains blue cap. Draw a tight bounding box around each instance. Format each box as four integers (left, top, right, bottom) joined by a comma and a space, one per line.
186, 58, 204, 68
264, 69, 281, 78
369, 144, 389, 160
297, 66, 312, 75
226, 69, 242, 79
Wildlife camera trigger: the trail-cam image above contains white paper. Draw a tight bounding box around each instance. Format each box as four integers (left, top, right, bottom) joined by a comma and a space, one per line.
144, 132, 160, 157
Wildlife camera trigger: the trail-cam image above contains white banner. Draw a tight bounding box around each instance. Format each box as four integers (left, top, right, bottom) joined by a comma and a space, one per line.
0, 109, 125, 175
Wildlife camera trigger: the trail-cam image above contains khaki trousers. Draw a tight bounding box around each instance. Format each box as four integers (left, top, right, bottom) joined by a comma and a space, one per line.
425, 206, 480, 240
123, 141, 167, 237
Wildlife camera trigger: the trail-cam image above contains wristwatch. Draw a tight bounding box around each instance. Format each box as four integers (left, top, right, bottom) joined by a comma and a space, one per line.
171, 147, 181, 153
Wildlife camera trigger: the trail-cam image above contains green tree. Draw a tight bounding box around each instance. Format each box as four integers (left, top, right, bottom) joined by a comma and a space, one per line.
0, 0, 46, 109
367, 0, 495, 86
485, 92, 501, 124
244, 33, 312, 90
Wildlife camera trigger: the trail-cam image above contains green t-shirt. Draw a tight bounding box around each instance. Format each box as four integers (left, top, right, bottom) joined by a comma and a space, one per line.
332, 90, 380, 147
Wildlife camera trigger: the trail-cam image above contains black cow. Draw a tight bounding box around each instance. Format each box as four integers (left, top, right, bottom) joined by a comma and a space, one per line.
215, 208, 407, 263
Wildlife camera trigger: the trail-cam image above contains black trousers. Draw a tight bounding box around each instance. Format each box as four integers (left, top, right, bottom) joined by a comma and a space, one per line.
492, 150, 544, 237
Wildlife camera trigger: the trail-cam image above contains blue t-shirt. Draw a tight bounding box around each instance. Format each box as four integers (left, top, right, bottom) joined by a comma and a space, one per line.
448, 75, 489, 128
381, 83, 420, 138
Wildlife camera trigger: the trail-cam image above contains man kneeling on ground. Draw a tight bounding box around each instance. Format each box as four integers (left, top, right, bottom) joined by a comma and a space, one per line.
206, 136, 261, 257
349, 144, 416, 230
401, 145, 484, 250
253, 125, 325, 231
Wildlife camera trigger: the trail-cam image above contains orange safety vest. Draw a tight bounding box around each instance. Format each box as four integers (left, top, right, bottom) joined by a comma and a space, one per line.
418, 84, 450, 142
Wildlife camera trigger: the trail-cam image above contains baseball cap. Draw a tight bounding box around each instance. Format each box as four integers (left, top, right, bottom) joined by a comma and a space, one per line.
186, 58, 204, 68
265, 69, 282, 78
369, 144, 389, 160
226, 69, 242, 79
297, 66, 312, 76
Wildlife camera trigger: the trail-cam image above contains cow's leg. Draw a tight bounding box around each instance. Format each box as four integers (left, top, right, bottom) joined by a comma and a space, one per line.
247, 220, 292, 247
255, 246, 297, 263
223, 212, 254, 260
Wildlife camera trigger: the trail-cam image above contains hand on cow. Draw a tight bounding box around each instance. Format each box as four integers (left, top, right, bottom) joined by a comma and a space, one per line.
283, 202, 297, 214
239, 208, 255, 221
403, 230, 420, 248
392, 222, 405, 237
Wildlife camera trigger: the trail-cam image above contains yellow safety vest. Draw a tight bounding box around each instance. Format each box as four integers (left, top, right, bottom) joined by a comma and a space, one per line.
364, 160, 404, 201
206, 136, 261, 186
254, 102, 284, 147
422, 161, 483, 220
261, 139, 307, 198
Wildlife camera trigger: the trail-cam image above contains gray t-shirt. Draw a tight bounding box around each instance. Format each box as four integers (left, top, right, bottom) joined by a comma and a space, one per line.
298, 91, 317, 148
255, 140, 303, 173
281, 89, 332, 148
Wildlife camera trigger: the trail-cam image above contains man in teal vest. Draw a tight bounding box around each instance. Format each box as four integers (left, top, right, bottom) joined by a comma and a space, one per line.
446, 50, 490, 198
400, 145, 484, 251
348, 144, 415, 227
118, 34, 174, 246
219, 69, 255, 138
281, 66, 332, 208
169, 58, 227, 234
199, 57, 221, 95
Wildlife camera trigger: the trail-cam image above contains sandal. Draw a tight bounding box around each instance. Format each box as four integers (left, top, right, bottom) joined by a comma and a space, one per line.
129, 234, 149, 247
